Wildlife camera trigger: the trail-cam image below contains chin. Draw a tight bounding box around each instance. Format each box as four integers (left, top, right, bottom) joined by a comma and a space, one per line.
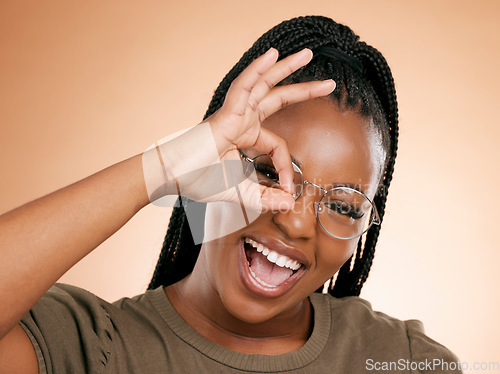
217, 287, 302, 325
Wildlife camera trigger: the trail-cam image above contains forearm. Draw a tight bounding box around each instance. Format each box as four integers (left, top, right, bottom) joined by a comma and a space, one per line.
0, 154, 149, 339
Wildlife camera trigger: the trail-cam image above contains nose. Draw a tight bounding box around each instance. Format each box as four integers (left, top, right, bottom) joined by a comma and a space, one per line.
272, 184, 319, 240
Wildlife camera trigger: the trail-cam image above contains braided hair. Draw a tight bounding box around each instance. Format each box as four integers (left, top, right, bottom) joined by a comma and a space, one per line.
148, 15, 398, 298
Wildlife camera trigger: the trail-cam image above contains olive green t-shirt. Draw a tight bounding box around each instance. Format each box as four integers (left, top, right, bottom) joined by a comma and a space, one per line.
20, 284, 461, 373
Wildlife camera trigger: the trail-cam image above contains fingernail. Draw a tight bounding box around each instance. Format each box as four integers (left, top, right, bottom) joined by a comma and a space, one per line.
299, 48, 313, 59
321, 79, 336, 90
264, 47, 278, 56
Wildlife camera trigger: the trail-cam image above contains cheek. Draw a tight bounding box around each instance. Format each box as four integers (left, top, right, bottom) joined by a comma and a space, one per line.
203, 202, 225, 242
203, 201, 260, 242
317, 237, 359, 276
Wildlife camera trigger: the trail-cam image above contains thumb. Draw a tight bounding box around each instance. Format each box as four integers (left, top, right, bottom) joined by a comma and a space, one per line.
235, 178, 295, 214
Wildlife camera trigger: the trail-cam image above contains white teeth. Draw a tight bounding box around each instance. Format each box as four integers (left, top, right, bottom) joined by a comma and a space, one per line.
267, 251, 278, 263
244, 237, 303, 271
276, 255, 287, 267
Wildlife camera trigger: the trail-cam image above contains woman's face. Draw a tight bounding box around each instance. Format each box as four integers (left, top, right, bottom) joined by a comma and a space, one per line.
200, 98, 383, 323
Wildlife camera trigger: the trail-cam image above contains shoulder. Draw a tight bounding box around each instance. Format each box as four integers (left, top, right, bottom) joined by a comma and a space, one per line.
21, 283, 166, 374
22, 283, 116, 341
404, 319, 462, 373
23, 283, 167, 337
26, 282, 160, 318
310, 293, 462, 373
20, 284, 116, 373
311, 292, 414, 339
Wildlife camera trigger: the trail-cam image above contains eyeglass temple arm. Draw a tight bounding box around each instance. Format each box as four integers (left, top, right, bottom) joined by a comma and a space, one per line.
372, 203, 381, 225
238, 149, 254, 164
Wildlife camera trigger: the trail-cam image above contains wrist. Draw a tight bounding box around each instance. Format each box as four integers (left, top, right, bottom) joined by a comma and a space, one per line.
141, 122, 220, 203
141, 145, 178, 202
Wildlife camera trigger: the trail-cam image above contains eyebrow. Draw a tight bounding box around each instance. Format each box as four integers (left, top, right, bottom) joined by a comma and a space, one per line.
291, 153, 368, 196
331, 182, 367, 195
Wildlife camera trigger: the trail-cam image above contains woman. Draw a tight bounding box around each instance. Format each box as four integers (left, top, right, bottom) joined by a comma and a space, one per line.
0, 15, 461, 373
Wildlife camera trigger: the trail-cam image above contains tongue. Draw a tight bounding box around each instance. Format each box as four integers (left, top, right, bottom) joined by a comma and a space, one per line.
247, 249, 293, 286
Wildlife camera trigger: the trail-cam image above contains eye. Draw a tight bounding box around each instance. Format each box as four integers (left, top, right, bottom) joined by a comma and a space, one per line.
253, 158, 281, 188
325, 200, 365, 220
255, 166, 280, 189
256, 164, 279, 182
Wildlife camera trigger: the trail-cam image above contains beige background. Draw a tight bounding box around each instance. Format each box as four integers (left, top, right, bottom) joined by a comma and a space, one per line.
1, 0, 499, 369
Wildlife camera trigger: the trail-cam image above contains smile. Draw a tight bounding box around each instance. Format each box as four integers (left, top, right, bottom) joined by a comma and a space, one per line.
238, 236, 307, 298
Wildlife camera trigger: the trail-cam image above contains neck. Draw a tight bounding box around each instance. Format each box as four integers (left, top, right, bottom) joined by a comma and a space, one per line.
164, 268, 313, 355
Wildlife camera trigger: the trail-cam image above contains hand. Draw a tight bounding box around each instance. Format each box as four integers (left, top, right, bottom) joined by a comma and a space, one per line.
208, 47, 335, 207
143, 48, 336, 213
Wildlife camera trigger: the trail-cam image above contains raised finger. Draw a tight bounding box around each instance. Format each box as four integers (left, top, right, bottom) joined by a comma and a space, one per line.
247, 48, 313, 108
256, 80, 336, 121
222, 48, 279, 116
251, 127, 295, 195
236, 177, 295, 213
259, 184, 296, 212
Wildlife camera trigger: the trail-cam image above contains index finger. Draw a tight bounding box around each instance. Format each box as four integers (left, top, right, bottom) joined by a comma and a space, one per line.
248, 48, 313, 108
252, 127, 295, 195
222, 48, 279, 116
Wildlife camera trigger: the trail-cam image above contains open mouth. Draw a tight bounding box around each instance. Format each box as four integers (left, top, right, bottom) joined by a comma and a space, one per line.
243, 237, 304, 289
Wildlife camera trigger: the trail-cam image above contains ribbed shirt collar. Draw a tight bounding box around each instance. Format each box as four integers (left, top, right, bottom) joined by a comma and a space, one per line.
146, 288, 331, 372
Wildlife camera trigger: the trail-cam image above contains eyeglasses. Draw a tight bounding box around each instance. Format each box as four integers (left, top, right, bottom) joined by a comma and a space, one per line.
239, 150, 381, 240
